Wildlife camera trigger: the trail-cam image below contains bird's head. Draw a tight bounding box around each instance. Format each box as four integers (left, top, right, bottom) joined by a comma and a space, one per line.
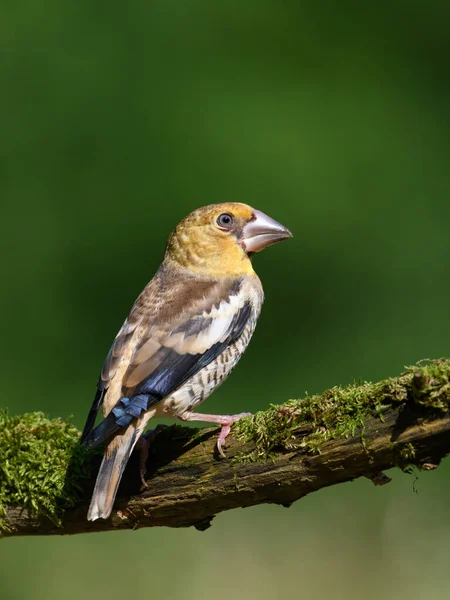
165, 203, 292, 277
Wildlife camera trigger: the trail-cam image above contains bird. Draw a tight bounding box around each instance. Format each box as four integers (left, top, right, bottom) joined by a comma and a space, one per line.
81, 202, 292, 521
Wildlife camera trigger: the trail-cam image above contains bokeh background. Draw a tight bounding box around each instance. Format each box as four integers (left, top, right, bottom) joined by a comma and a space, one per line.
2, 1, 450, 598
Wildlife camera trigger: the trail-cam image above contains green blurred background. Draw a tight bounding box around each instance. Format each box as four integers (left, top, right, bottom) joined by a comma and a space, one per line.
2, 0, 450, 598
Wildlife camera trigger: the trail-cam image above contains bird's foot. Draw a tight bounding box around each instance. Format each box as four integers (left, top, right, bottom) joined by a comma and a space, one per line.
216, 413, 252, 458
137, 424, 168, 487
178, 411, 251, 458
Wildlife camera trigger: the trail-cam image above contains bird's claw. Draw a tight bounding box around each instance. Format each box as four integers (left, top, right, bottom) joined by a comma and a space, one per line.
177, 410, 252, 458
216, 412, 251, 459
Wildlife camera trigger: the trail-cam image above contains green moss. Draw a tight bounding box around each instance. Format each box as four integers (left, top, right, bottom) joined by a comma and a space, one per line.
398, 442, 416, 463
234, 359, 450, 462
408, 359, 450, 410
0, 411, 93, 534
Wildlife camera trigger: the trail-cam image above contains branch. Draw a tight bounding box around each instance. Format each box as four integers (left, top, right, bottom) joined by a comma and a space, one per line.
2, 359, 450, 537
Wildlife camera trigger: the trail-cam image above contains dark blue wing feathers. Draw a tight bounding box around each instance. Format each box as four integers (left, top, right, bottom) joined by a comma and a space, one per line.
82, 393, 162, 449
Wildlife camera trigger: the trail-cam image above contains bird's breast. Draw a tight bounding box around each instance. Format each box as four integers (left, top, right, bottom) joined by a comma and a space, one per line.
160, 304, 259, 417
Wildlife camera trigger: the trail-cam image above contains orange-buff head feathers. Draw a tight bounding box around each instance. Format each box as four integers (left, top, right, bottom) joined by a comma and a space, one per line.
165, 202, 293, 277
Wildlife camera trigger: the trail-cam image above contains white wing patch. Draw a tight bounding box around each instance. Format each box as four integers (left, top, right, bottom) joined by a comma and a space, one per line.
130, 293, 245, 371
164, 293, 245, 355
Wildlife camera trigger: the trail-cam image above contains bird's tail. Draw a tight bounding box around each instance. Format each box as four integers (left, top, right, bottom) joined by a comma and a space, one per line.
87, 427, 140, 521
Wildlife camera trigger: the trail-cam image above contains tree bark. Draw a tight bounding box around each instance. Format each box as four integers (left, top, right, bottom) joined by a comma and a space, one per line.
2, 362, 450, 537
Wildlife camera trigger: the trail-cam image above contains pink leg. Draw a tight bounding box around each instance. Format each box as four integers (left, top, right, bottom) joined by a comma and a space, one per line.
178, 411, 251, 458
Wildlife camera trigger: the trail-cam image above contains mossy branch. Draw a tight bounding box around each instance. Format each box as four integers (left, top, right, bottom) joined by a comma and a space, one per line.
2, 359, 450, 538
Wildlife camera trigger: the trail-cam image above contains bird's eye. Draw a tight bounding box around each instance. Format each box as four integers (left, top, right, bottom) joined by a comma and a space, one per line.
216, 213, 234, 229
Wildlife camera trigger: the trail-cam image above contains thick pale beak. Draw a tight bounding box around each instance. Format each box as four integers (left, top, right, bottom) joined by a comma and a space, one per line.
241, 209, 293, 253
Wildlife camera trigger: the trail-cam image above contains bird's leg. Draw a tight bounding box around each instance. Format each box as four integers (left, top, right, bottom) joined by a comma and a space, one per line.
136, 424, 168, 487
178, 411, 251, 458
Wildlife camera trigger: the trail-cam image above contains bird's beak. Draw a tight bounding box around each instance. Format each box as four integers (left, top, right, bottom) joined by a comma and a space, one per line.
241, 209, 293, 253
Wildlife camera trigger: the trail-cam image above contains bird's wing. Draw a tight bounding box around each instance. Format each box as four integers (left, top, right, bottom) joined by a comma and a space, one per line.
81, 274, 256, 446
121, 279, 253, 397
